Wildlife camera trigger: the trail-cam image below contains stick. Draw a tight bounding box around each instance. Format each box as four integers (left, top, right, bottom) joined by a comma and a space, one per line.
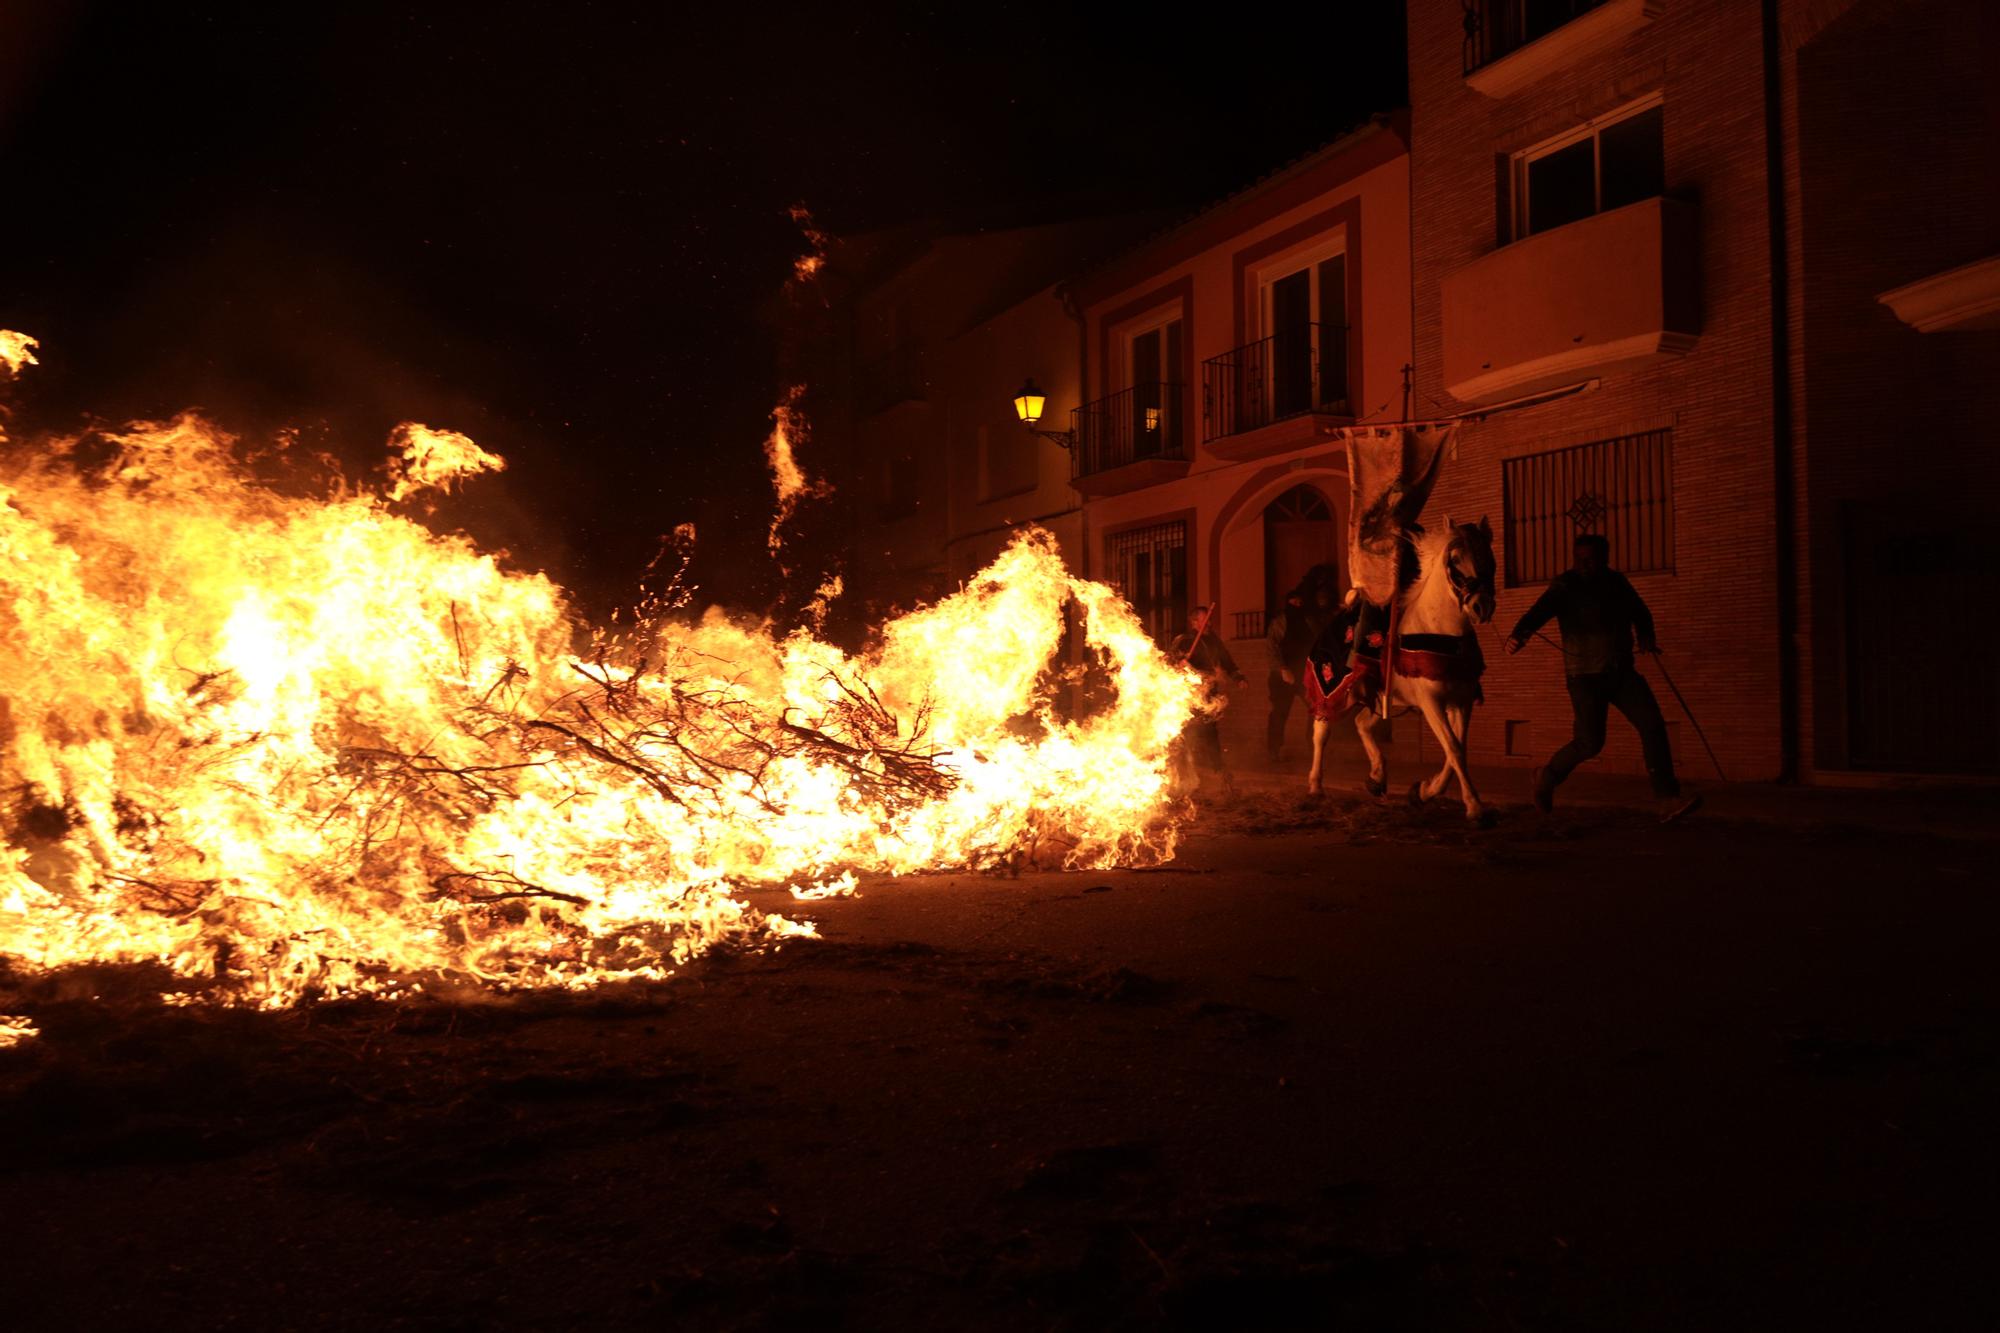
1176, 604, 1208, 660
1532, 631, 1727, 782
1380, 591, 1398, 718
1648, 650, 1729, 783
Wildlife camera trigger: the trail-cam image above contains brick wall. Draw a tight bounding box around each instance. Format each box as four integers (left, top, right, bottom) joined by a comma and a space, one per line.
1409, 0, 1785, 782
1785, 0, 2000, 773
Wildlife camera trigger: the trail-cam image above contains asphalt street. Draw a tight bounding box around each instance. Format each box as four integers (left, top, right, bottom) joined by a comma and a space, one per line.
4, 786, 1995, 1330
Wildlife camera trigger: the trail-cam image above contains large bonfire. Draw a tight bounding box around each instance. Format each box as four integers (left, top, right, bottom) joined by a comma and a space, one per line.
0, 333, 1201, 1012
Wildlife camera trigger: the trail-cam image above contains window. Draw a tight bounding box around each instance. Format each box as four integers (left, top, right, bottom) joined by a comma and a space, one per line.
1124, 316, 1183, 460
1259, 246, 1349, 417
1108, 520, 1189, 645
1464, 0, 1614, 74
1126, 316, 1182, 389
1511, 98, 1663, 239
1502, 429, 1674, 586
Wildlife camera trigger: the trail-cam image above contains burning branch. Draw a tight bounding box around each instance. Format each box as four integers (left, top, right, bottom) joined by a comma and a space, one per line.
0, 374, 1198, 1008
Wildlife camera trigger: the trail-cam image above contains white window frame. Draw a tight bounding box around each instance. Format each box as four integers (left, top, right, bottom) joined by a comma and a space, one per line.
1120, 307, 1184, 392
1510, 92, 1664, 241
1256, 235, 1349, 338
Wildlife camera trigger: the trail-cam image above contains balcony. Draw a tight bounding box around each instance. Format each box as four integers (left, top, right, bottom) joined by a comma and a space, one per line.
1463, 0, 1663, 99
1441, 195, 1698, 405
1071, 382, 1191, 497
1201, 323, 1352, 461
1877, 253, 2000, 332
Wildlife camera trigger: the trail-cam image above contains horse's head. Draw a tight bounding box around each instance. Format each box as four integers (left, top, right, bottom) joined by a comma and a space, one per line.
1443, 515, 1497, 624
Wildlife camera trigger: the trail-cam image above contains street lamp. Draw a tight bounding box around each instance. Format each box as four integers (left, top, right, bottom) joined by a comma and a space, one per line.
1013, 377, 1075, 451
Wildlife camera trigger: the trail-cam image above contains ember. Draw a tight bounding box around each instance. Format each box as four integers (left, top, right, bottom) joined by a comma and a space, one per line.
0, 335, 1200, 1008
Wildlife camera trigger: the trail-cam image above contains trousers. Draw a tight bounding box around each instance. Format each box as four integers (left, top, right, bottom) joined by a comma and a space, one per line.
1548, 666, 1680, 797
1266, 670, 1306, 757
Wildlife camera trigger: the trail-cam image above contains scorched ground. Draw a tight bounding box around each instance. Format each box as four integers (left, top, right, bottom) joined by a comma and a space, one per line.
3, 786, 1994, 1331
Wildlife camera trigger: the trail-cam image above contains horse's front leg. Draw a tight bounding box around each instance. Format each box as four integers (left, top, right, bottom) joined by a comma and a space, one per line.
1409, 690, 1485, 823
1419, 699, 1476, 800
1447, 702, 1482, 810
1354, 708, 1387, 797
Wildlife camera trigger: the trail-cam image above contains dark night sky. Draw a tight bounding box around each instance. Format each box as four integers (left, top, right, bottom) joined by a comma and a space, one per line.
0, 1, 1406, 611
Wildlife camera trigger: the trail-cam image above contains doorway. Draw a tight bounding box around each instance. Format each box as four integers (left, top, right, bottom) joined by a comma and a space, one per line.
1843, 509, 1998, 773
1263, 484, 1340, 613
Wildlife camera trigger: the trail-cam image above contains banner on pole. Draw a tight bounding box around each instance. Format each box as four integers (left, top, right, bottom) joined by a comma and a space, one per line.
1346, 423, 1455, 605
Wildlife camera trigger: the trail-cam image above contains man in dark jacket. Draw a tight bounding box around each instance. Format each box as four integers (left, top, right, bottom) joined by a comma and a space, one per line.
1172, 605, 1246, 789
1504, 534, 1698, 817
1264, 580, 1332, 761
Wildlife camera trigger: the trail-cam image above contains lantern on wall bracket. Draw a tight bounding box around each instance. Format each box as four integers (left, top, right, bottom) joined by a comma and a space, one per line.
1012, 377, 1075, 451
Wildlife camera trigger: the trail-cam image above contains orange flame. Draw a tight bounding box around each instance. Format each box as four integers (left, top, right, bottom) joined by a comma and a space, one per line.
0, 331, 37, 378
386, 422, 506, 503
764, 387, 827, 559
0, 338, 1199, 1007
788, 203, 829, 284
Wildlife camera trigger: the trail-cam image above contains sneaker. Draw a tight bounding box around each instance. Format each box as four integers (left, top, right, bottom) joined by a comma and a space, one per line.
1658, 792, 1703, 824
1530, 766, 1555, 814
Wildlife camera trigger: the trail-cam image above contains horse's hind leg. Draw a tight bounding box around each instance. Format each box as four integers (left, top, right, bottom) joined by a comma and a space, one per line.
1355, 709, 1387, 797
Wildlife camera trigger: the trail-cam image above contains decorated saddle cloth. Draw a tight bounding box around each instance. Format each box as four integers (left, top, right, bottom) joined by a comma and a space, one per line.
1303, 611, 1485, 719
1302, 607, 1381, 719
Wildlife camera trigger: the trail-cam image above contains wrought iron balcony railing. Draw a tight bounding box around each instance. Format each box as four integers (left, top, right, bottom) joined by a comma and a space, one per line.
1462, 0, 1611, 75
1072, 382, 1187, 479
1201, 323, 1349, 443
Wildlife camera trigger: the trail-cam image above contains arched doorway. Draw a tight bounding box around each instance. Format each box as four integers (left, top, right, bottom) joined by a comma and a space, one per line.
1263, 484, 1340, 611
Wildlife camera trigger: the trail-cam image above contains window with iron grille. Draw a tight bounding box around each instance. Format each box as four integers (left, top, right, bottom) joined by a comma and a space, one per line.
1107, 520, 1189, 645
1502, 430, 1674, 586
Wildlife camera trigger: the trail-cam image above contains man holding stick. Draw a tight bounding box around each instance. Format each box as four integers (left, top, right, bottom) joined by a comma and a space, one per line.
1172, 604, 1246, 792
1504, 534, 1700, 821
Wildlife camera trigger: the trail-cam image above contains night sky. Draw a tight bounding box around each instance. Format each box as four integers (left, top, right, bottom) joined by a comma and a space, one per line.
0, 2, 1406, 611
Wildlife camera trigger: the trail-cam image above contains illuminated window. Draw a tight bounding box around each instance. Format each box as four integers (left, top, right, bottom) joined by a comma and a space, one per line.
1121, 316, 1183, 460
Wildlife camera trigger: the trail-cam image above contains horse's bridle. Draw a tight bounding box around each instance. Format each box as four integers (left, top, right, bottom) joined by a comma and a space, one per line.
1445, 533, 1491, 602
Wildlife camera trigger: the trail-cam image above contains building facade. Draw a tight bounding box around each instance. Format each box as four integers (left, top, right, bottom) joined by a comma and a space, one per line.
798, 0, 1999, 780
1411, 0, 1786, 781
786, 218, 1150, 625
1415, 0, 1998, 780
1775, 0, 2000, 776
1062, 116, 1413, 764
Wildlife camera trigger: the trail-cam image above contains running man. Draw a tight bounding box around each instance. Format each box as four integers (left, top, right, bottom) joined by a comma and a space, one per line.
1503, 534, 1699, 820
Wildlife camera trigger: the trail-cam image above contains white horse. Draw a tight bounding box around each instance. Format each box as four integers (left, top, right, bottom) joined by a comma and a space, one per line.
1306, 518, 1498, 823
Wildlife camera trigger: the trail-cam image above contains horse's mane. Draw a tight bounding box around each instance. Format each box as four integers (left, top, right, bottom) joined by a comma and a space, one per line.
1405, 522, 1447, 575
